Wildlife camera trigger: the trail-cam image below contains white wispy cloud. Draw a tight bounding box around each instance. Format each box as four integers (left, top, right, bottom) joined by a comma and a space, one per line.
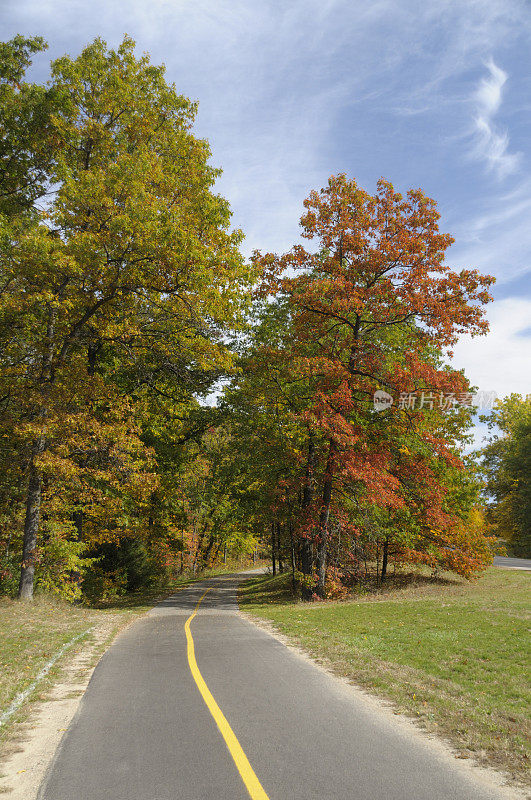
452, 297, 531, 398
449, 177, 531, 283
471, 58, 521, 178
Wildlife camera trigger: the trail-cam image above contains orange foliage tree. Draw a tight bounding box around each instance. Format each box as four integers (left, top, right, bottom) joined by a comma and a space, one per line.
254, 175, 494, 595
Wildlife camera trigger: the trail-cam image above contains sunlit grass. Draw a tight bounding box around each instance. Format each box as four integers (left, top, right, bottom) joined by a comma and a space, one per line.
240, 567, 531, 783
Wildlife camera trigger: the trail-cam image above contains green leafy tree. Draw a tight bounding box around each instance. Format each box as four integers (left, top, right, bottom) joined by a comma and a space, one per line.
480, 395, 531, 557
0, 36, 253, 599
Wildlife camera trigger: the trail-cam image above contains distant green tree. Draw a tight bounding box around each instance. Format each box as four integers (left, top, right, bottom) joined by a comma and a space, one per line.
480, 395, 531, 557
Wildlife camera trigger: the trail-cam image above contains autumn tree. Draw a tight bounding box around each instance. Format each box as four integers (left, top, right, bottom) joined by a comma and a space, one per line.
254, 175, 494, 595
220, 296, 322, 577
0, 35, 59, 216
0, 36, 253, 599
0, 41, 499, 603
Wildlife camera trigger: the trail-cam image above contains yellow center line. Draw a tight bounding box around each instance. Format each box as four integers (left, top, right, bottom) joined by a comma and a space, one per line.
184, 588, 270, 800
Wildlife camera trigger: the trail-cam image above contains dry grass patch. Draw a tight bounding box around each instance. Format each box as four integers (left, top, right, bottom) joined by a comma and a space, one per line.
0, 596, 99, 738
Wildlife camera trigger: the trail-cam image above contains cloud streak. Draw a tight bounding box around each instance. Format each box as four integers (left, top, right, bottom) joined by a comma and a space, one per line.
449, 178, 531, 285
471, 59, 520, 178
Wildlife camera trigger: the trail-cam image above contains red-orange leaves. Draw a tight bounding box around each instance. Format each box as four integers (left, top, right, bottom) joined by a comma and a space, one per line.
252, 174, 494, 594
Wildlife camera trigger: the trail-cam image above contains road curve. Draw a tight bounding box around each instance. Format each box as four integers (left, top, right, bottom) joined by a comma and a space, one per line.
38, 572, 514, 800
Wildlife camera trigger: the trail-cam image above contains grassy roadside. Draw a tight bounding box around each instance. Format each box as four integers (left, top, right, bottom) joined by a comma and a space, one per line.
0, 597, 102, 741
239, 568, 531, 785
0, 562, 255, 748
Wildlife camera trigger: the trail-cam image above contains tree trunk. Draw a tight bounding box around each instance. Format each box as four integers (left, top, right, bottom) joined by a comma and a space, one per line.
289, 518, 296, 594
277, 522, 283, 572
18, 453, 42, 601
203, 532, 216, 568
87, 341, 101, 376
192, 528, 204, 575
316, 441, 335, 597
71, 509, 84, 599
381, 537, 389, 582
19, 306, 55, 601
300, 434, 315, 576
271, 521, 276, 576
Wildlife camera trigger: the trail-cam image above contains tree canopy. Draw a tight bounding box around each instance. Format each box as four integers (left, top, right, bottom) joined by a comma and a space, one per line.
0, 36, 501, 602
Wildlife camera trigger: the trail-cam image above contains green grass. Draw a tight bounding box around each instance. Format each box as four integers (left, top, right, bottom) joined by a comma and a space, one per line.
239, 568, 531, 784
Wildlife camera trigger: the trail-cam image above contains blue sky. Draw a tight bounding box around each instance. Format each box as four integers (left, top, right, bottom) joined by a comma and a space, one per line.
1, 0, 530, 440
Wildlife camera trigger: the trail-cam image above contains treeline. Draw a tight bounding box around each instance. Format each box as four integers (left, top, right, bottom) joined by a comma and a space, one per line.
0, 36, 499, 603
479, 394, 531, 558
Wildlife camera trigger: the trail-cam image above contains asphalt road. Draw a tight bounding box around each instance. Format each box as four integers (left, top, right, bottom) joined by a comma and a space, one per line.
493, 556, 531, 570
38, 573, 513, 800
